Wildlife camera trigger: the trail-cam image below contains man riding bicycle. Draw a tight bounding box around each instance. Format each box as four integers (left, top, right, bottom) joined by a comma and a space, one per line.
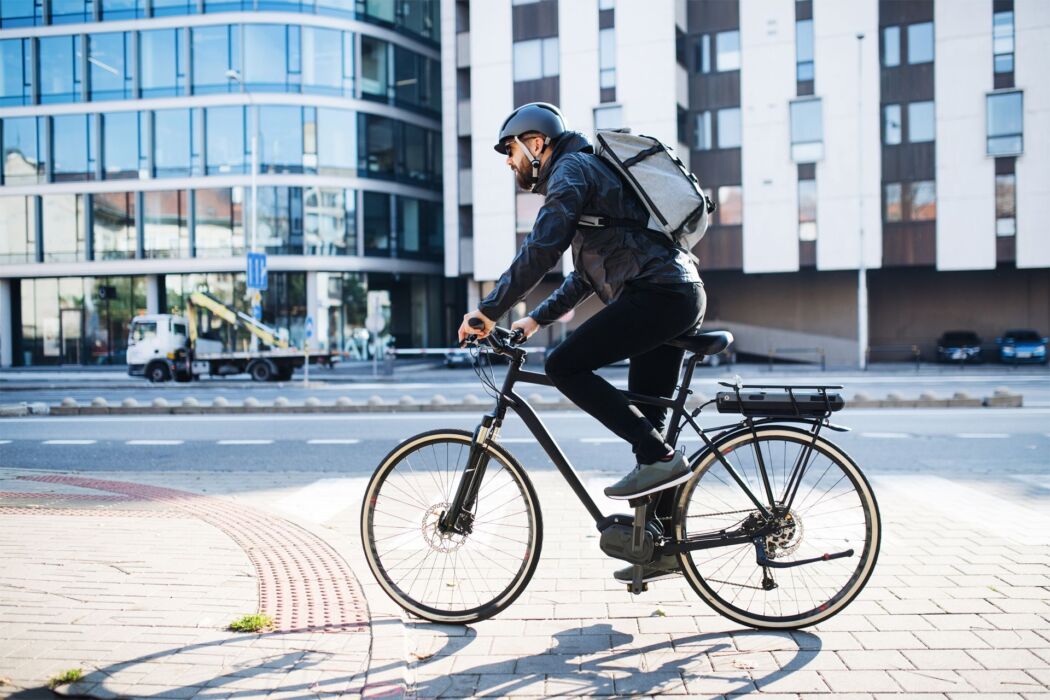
456, 102, 707, 583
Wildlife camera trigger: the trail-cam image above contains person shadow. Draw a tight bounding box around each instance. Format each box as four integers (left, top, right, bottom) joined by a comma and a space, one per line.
413, 622, 822, 698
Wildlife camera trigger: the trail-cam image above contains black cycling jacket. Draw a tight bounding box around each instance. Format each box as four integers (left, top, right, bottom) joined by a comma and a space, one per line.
477, 130, 701, 327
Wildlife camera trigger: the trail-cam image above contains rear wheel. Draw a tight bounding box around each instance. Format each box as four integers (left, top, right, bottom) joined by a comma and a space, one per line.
146, 362, 170, 383
361, 429, 542, 624
674, 425, 880, 629
249, 360, 274, 382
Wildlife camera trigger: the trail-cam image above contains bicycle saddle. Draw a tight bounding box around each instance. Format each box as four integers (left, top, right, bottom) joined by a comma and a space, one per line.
666, 329, 733, 356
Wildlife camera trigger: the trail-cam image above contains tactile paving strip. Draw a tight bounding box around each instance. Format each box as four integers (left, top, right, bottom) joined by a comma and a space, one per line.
20, 475, 369, 634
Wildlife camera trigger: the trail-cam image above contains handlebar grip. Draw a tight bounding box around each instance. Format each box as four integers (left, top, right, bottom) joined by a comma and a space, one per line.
468, 317, 485, 330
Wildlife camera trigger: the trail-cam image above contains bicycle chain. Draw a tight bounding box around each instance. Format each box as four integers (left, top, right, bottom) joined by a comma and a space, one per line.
702, 577, 768, 590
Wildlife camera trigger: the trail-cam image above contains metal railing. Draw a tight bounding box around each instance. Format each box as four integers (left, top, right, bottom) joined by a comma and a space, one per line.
865, 344, 921, 371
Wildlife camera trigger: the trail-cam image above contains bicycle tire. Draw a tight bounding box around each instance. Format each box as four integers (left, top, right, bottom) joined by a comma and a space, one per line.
361, 429, 543, 624
673, 424, 881, 629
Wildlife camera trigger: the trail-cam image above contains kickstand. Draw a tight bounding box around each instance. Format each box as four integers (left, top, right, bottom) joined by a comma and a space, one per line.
628, 501, 648, 595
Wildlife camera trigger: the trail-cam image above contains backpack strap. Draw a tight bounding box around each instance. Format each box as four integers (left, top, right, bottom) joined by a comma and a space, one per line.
578, 214, 647, 229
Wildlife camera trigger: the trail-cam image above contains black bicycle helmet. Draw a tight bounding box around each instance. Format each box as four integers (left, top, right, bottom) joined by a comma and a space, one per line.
493, 102, 567, 155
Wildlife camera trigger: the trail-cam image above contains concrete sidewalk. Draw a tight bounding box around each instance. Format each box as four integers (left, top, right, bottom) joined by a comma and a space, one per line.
1, 465, 1048, 699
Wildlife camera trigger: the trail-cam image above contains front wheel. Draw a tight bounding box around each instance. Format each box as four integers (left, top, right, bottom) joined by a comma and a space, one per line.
361, 430, 543, 624
674, 425, 881, 629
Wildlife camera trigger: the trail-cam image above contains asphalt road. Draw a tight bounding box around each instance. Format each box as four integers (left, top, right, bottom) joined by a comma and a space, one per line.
1, 408, 1047, 482
3, 362, 1049, 406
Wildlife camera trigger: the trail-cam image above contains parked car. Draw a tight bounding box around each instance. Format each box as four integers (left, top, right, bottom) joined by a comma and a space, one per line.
996, 329, 1048, 364
935, 330, 983, 363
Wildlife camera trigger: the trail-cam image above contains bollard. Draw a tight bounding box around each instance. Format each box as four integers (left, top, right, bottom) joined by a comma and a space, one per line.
91, 397, 108, 407
335, 396, 354, 407
121, 398, 138, 407
152, 397, 169, 408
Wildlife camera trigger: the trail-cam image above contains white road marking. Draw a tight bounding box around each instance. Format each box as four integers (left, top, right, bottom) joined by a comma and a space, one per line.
217, 439, 273, 445
0, 440, 11, 445
42, 439, 96, 445
954, 433, 1010, 439
306, 439, 360, 445
126, 439, 184, 446
860, 432, 910, 439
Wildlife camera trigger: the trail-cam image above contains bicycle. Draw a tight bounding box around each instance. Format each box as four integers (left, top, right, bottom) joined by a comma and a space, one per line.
360, 322, 881, 629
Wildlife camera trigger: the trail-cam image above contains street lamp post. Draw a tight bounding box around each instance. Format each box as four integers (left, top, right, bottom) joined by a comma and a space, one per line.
856, 32, 869, 370
225, 70, 258, 258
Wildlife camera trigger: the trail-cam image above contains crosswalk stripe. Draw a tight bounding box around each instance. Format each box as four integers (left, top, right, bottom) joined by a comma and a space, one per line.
126, 439, 184, 446
306, 439, 360, 445
217, 439, 273, 445
42, 439, 96, 445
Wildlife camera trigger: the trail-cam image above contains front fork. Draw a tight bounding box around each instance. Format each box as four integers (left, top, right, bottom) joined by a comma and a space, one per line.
439, 414, 501, 534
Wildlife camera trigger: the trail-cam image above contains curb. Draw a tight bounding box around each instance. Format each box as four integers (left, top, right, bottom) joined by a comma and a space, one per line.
2, 389, 1024, 418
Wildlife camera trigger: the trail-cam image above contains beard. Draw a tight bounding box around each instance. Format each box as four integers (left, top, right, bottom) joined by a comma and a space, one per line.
511, 158, 535, 191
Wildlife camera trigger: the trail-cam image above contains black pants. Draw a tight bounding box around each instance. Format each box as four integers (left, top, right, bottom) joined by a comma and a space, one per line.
544, 281, 707, 464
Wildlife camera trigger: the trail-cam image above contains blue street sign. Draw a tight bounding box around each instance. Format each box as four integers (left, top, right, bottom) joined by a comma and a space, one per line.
246, 252, 268, 290
306, 316, 314, 339
252, 304, 262, 320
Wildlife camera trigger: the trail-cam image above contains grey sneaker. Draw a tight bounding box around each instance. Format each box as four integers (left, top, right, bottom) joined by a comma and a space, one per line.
613, 554, 681, 583
604, 450, 691, 500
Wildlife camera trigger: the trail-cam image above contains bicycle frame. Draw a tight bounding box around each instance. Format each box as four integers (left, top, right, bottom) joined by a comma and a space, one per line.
440, 343, 832, 556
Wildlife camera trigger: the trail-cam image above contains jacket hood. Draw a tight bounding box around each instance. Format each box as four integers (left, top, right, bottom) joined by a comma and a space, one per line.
535, 131, 593, 194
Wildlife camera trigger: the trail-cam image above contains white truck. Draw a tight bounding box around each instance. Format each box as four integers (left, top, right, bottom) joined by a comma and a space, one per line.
127, 291, 338, 382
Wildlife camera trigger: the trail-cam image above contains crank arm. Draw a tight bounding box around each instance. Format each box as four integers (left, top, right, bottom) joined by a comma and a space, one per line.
753, 538, 854, 569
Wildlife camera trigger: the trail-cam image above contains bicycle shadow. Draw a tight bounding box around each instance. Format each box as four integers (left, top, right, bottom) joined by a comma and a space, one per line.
412, 623, 821, 697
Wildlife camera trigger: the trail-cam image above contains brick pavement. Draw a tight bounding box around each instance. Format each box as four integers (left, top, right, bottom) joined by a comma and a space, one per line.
1, 465, 1048, 699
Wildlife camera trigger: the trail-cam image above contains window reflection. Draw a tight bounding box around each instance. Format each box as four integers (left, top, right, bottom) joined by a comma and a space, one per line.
907, 22, 933, 64
2, 116, 43, 184
205, 106, 245, 175
884, 183, 902, 222
987, 91, 1023, 155
42, 193, 86, 261
715, 30, 740, 71
302, 27, 345, 95
394, 45, 440, 113
195, 187, 244, 257
1, 39, 32, 106
143, 190, 189, 258
907, 101, 934, 143
52, 114, 96, 182
192, 25, 239, 95
140, 29, 184, 98
1, 0, 45, 28
244, 25, 290, 90
92, 192, 136, 260
101, 0, 144, 19
39, 35, 83, 103
995, 174, 1015, 237
103, 112, 140, 180
717, 186, 742, 225
790, 99, 823, 162
304, 187, 355, 255
317, 107, 356, 175
397, 196, 442, 260
151, 0, 196, 16
360, 114, 395, 177
908, 181, 936, 221
361, 36, 389, 99
798, 178, 816, 242
89, 33, 132, 100
153, 109, 192, 177
717, 108, 741, 148
0, 196, 36, 264
51, 0, 93, 24
246, 187, 303, 254
883, 104, 901, 145
259, 106, 303, 173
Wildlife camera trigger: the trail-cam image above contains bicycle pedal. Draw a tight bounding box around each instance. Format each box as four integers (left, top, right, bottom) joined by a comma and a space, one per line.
626, 581, 648, 594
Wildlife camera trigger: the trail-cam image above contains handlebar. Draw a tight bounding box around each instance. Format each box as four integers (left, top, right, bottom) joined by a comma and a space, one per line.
465, 317, 526, 351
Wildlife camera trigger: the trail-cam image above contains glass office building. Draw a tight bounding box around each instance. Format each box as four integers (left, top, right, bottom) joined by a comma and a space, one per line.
0, 0, 457, 366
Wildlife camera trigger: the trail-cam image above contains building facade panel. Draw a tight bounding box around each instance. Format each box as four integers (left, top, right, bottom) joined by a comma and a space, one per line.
1014, 0, 1050, 268
813, 0, 882, 271
467, 0, 513, 282
616, 1, 677, 146
934, 0, 995, 271
739, 0, 798, 273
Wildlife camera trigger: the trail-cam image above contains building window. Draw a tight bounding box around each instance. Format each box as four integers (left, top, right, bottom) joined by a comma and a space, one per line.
2, 116, 43, 185
694, 111, 712, 150
195, 187, 244, 257
907, 22, 934, 64
52, 114, 97, 182
51, 0, 93, 24
2, 1, 45, 28
303, 27, 349, 96
304, 187, 355, 256
143, 190, 189, 258
103, 112, 141, 180
717, 107, 741, 149
715, 30, 740, 71
317, 107, 356, 175
258, 105, 304, 174
191, 25, 238, 95
697, 34, 711, 74
796, 19, 814, 82
39, 35, 83, 103
140, 29, 185, 98
42, 193, 86, 262
908, 180, 936, 221
987, 91, 1022, 155
594, 105, 623, 130
790, 98, 823, 162
884, 183, 902, 222
515, 192, 544, 232
907, 101, 935, 143
92, 192, 136, 260
101, 0, 145, 20
513, 37, 559, 82
0, 196, 36, 264
153, 109, 192, 177
363, 191, 391, 256
798, 176, 816, 242
882, 26, 900, 67
717, 186, 742, 225
1, 38, 33, 106
361, 35, 389, 98
883, 104, 902, 145
995, 173, 1015, 236
205, 106, 245, 175
993, 11, 1014, 73
599, 28, 615, 89
89, 33, 133, 101
243, 25, 292, 92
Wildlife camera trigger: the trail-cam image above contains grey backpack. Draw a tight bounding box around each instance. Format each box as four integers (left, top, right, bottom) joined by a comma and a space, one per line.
591, 129, 715, 260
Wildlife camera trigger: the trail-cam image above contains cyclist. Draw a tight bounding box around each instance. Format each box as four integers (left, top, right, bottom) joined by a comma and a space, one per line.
456, 102, 707, 582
